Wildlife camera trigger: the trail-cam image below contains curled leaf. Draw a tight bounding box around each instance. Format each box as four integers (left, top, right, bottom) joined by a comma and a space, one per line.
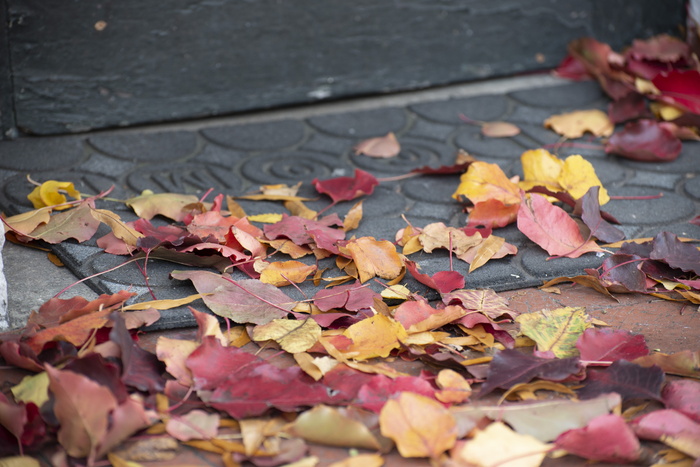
27, 180, 81, 210
354, 132, 401, 158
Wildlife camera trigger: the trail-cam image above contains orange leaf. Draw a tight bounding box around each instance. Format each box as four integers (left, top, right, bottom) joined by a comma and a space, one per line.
467, 199, 520, 228
344, 237, 403, 283
259, 260, 317, 287
379, 392, 457, 458
342, 314, 407, 360
354, 132, 401, 158
452, 161, 520, 205
435, 369, 472, 404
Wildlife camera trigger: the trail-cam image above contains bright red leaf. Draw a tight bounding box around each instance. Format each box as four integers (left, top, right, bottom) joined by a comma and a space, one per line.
404, 260, 465, 294
576, 328, 649, 364
312, 169, 379, 204
652, 69, 700, 114
555, 414, 641, 463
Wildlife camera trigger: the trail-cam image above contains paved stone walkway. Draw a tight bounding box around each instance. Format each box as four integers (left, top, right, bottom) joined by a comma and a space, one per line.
1, 74, 699, 330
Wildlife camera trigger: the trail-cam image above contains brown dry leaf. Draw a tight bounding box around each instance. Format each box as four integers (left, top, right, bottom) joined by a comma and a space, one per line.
452, 161, 521, 205
354, 132, 401, 158
435, 369, 472, 404
342, 314, 408, 360
344, 237, 403, 283
90, 208, 144, 246
252, 318, 322, 354
259, 260, 317, 287
482, 121, 521, 138
467, 235, 506, 272
379, 392, 457, 458
418, 222, 482, 255
3, 206, 52, 235
453, 422, 550, 467
544, 109, 614, 138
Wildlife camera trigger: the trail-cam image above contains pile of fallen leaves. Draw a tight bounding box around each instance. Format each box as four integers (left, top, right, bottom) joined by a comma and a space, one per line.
1, 33, 699, 467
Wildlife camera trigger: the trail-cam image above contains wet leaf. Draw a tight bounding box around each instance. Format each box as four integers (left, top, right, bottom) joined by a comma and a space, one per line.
478, 349, 581, 398
516, 307, 593, 358
344, 237, 403, 283
544, 109, 614, 138
453, 422, 550, 467
605, 119, 682, 162
555, 414, 641, 463
27, 180, 81, 210
577, 360, 664, 402
171, 270, 294, 324
252, 318, 321, 354
379, 392, 457, 458
312, 169, 379, 204
576, 328, 649, 363
517, 193, 603, 258
354, 132, 401, 158
452, 161, 521, 205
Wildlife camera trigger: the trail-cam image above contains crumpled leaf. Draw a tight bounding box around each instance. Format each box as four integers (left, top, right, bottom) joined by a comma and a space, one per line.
605, 119, 682, 162
576, 328, 649, 363
171, 270, 294, 324
259, 260, 317, 287
252, 318, 321, 354
517, 193, 603, 258
343, 237, 403, 283
577, 360, 664, 402
662, 380, 700, 423
312, 169, 379, 204
125, 191, 200, 222
452, 392, 622, 442
555, 414, 641, 463
452, 422, 550, 467
166, 410, 219, 442
27, 180, 81, 210
379, 392, 457, 458
544, 109, 614, 138
516, 307, 593, 358
478, 349, 581, 398
452, 161, 520, 205
354, 132, 401, 158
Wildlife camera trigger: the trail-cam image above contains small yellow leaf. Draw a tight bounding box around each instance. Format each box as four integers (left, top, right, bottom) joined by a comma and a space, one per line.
247, 213, 284, 223
468, 235, 506, 272
558, 155, 610, 204
343, 201, 364, 232
452, 161, 520, 205
252, 318, 321, 354
27, 180, 81, 210
259, 260, 317, 287
544, 109, 614, 138
284, 199, 317, 219
380, 392, 457, 458
11, 372, 50, 407
435, 369, 472, 404
288, 405, 386, 450
122, 293, 206, 311
342, 314, 407, 360
380, 284, 411, 300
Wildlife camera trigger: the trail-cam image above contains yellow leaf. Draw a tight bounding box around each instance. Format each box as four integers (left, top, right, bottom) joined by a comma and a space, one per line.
3, 207, 52, 235
544, 109, 614, 138
343, 201, 364, 232
379, 392, 457, 458
452, 161, 520, 205
342, 314, 407, 360
558, 155, 610, 204
122, 293, 206, 311
284, 199, 317, 219
501, 380, 576, 402
468, 235, 506, 272
345, 237, 403, 283
259, 260, 317, 287
252, 318, 321, 353
27, 180, 81, 210
107, 453, 145, 467
650, 101, 684, 121
418, 222, 481, 255
0, 457, 42, 467
294, 353, 338, 380
453, 422, 550, 467
90, 209, 144, 246
247, 213, 284, 223
11, 372, 50, 407
288, 405, 387, 450
516, 307, 593, 358
380, 284, 411, 300
125, 192, 200, 222
519, 148, 563, 192
435, 369, 472, 404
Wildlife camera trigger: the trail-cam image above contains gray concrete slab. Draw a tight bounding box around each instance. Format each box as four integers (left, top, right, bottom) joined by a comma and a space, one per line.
1, 74, 698, 330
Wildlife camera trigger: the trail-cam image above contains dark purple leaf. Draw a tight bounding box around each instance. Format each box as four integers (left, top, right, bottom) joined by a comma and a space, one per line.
649, 231, 700, 275
577, 360, 664, 402
608, 92, 652, 124
652, 69, 700, 114
109, 313, 165, 393
605, 119, 682, 162
599, 254, 648, 293
578, 186, 625, 243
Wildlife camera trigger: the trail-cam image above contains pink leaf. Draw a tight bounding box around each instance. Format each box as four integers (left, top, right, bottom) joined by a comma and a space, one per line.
663, 380, 700, 423
354, 132, 401, 158
576, 328, 649, 364
312, 281, 380, 312
312, 169, 379, 204
517, 193, 602, 258
356, 375, 437, 413
555, 414, 641, 463
605, 119, 682, 162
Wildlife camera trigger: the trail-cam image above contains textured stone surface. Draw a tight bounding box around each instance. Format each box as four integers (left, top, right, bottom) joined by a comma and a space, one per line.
3, 0, 685, 135
0, 79, 698, 330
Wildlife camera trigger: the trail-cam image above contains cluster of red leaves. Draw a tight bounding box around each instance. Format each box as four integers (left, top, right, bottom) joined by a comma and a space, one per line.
556, 34, 700, 161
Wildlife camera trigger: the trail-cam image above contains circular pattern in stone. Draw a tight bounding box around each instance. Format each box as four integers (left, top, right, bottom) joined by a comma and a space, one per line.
350, 138, 454, 174
308, 108, 407, 138
685, 174, 700, 200
202, 119, 306, 151
240, 151, 353, 184
89, 130, 199, 161
455, 126, 526, 160
126, 162, 242, 196
639, 222, 700, 240
603, 187, 695, 225
410, 94, 509, 124
508, 81, 605, 108
0, 136, 85, 171
0, 171, 122, 212
617, 146, 700, 174
402, 175, 462, 204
